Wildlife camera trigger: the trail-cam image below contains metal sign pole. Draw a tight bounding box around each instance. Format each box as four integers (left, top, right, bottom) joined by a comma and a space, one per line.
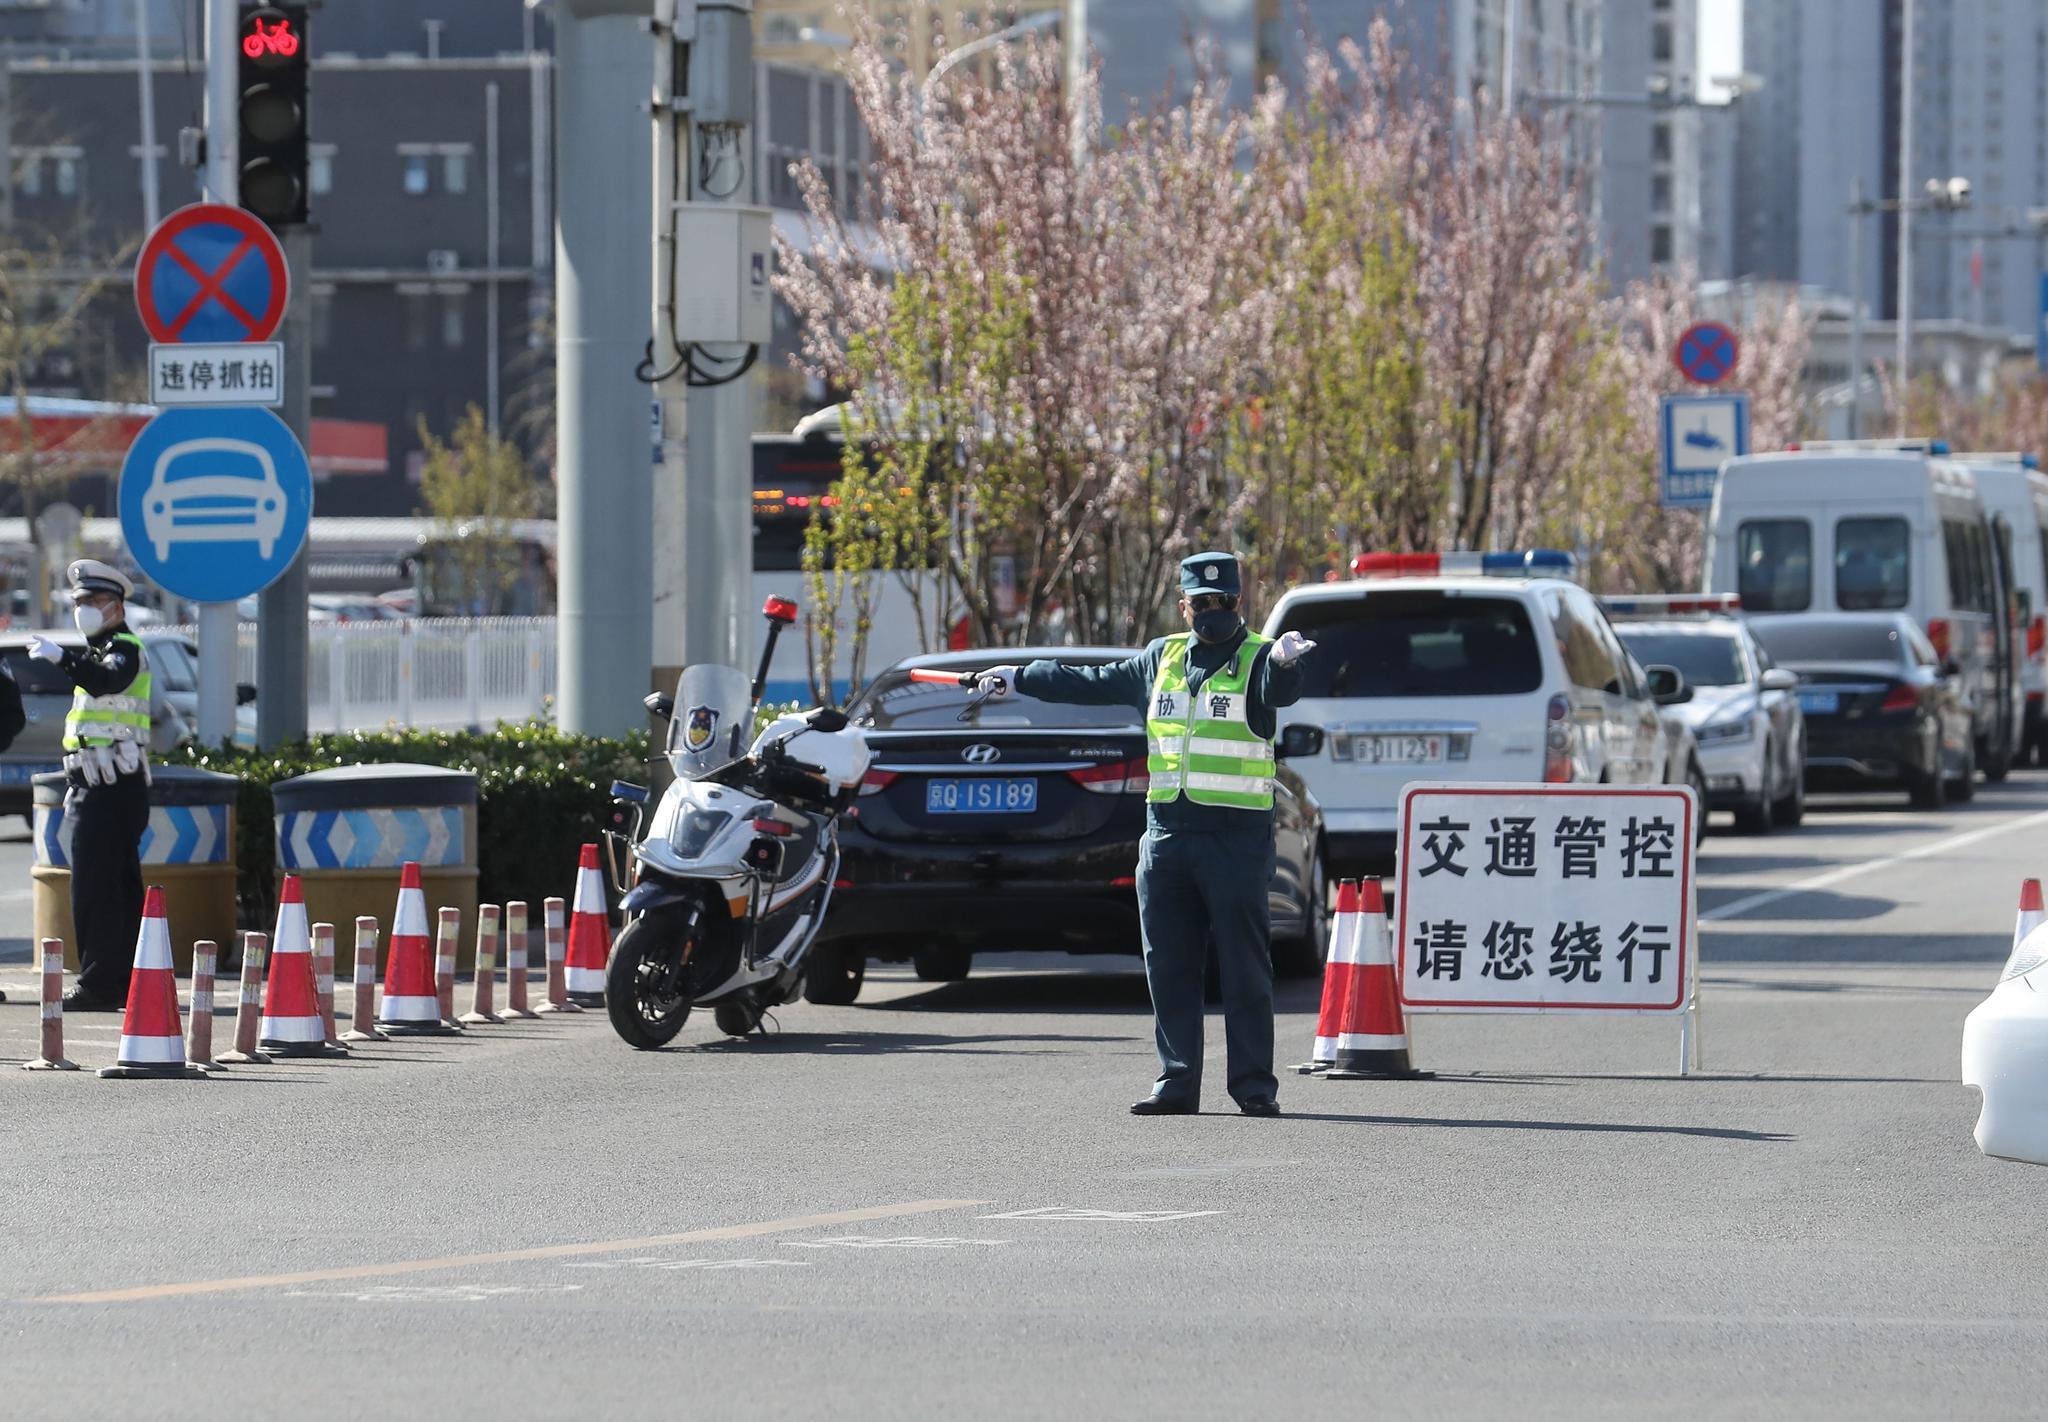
195, 0, 239, 748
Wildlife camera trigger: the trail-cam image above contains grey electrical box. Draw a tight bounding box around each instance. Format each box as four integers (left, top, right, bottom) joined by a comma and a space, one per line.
672, 204, 773, 347
689, 3, 754, 128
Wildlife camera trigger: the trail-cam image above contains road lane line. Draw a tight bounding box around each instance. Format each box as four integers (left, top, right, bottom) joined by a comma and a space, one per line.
37, 1199, 990, 1304
1703, 806, 2048, 923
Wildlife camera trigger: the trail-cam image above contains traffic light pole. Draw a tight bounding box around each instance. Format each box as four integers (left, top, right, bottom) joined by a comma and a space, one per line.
194, 0, 240, 748
258, 226, 311, 746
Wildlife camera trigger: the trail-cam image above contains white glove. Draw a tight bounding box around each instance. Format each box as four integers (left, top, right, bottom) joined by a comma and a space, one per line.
1270, 631, 1316, 666
28, 635, 61, 664
973, 665, 1020, 699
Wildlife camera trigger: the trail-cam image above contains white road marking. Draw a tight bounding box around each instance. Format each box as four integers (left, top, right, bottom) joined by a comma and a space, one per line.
565, 1258, 808, 1272
1703, 806, 2048, 923
981, 1207, 1224, 1223
280, 1284, 583, 1303
782, 1236, 1009, 1250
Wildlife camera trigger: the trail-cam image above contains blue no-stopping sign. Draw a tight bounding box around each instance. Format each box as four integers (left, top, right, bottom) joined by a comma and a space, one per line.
118, 407, 313, 602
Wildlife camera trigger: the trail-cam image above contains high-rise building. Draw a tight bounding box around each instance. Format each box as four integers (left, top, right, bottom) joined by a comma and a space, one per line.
1735, 0, 2048, 344
757, 0, 1062, 77
1598, 0, 1699, 285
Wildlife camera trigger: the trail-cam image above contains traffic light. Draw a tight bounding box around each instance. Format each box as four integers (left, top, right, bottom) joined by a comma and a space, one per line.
237, 3, 309, 227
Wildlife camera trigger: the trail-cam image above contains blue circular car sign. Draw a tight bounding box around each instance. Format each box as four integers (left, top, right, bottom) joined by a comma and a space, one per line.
118, 407, 313, 602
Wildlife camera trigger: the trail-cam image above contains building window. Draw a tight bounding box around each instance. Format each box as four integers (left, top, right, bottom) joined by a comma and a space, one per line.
1651, 225, 1674, 263
440, 288, 467, 349
402, 152, 431, 196
1651, 22, 1673, 62
15, 146, 84, 201
311, 285, 335, 350
1652, 174, 1672, 212
443, 150, 468, 194
309, 145, 336, 196
402, 285, 433, 350
1651, 121, 1672, 162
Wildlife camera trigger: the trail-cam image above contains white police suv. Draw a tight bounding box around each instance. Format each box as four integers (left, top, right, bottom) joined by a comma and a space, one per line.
1263, 551, 1693, 877
1607, 595, 1806, 834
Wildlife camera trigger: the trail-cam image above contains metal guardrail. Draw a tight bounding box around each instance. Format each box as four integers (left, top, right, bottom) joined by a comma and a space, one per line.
225, 617, 558, 732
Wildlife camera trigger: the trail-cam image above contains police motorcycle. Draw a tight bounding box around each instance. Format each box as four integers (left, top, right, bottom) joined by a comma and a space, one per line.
601, 596, 872, 1048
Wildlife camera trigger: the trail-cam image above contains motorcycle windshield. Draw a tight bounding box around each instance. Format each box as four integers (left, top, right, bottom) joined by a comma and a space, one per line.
667, 665, 753, 778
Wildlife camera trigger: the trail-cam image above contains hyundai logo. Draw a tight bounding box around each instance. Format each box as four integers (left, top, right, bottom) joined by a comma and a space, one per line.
961, 743, 1001, 764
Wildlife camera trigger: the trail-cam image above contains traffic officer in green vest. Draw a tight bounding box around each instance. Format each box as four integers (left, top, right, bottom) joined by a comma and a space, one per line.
973, 552, 1316, 1116
28, 560, 153, 1010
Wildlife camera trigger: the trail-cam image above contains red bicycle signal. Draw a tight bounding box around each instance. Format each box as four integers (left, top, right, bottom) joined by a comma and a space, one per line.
241, 13, 299, 64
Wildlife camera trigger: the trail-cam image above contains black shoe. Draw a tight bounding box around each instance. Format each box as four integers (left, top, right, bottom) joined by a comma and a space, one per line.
62, 988, 119, 1012
1238, 1097, 1281, 1117
1130, 1095, 1198, 1116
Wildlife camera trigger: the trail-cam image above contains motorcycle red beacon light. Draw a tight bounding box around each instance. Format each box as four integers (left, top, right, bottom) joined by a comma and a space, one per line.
762, 595, 799, 624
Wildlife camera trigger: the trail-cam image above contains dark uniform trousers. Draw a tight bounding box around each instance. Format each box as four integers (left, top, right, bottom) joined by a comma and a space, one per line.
1137, 821, 1278, 1107
69, 769, 150, 1002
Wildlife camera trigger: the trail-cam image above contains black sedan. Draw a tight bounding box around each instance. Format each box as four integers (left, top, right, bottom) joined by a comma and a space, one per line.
809, 648, 1330, 998
1749, 613, 1974, 809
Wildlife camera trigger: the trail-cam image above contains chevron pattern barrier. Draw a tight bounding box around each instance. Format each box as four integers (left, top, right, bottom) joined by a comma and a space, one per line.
275, 806, 466, 870
35, 803, 231, 869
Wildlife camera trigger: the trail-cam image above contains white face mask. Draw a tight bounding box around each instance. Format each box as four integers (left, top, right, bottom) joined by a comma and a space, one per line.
73, 603, 104, 636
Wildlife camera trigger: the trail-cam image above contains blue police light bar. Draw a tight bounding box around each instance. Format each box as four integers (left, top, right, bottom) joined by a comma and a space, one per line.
1482, 549, 1578, 577
1601, 593, 1742, 618
1352, 548, 1578, 580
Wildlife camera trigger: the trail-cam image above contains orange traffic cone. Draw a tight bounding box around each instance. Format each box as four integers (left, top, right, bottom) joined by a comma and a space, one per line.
259, 876, 328, 1057
1998, 878, 2048, 981
377, 862, 456, 1035
565, 844, 610, 1006
1327, 879, 1429, 1080
99, 887, 199, 1079
1293, 881, 1363, 1075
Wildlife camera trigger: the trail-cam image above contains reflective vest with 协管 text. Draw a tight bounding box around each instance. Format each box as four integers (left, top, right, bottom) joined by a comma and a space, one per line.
1145, 632, 1275, 811
62, 631, 152, 752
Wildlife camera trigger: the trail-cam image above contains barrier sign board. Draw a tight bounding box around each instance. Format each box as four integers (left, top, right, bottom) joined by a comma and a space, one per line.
1660, 391, 1748, 509
148, 342, 283, 407
1396, 784, 1699, 1064
117, 406, 313, 602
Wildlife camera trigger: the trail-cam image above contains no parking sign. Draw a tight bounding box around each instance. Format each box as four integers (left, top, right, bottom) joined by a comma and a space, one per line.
133, 203, 289, 345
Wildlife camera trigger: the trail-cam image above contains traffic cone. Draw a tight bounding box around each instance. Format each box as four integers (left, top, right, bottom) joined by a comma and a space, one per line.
259, 876, 331, 1058
1327, 879, 1430, 1081
534, 897, 580, 1014
99, 887, 199, 1079
378, 862, 456, 1036
1292, 881, 1362, 1075
565, 844, 611, 1006
1997, 879, 2048, 982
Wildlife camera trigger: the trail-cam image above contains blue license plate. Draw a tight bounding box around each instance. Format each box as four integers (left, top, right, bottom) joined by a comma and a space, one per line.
1798, 691, 1840, 715
925, 777, 1038, 815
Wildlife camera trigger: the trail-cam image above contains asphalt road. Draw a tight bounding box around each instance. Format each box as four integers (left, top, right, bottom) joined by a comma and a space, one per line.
3, 780, 2046, 1420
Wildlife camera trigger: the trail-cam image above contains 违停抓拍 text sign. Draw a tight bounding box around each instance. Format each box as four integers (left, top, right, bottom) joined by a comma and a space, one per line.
1396, 783, 1697, 1014
149, 342, 283, 407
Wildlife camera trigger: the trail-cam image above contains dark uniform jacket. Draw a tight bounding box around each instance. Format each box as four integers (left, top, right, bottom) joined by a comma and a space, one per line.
60, 624, 147, 701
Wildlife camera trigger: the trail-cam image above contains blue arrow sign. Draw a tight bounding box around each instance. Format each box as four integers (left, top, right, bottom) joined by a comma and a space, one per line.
118, 406, 312, 603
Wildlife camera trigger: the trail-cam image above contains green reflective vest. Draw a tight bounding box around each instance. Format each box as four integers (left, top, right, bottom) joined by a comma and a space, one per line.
1146, 632, 1275, 811
63, 632, 152, 751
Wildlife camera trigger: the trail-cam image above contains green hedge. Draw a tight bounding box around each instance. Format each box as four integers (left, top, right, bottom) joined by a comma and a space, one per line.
174, 721, 655, 923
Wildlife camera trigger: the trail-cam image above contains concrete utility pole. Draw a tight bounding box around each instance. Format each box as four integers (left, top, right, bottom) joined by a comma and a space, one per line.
136, 0, 161, 230
195, 0, 239, 746
555, 0, 653, 736
1894, 0, 1914, 433
1848, 176, 1864, 439
652, 1, 758, 709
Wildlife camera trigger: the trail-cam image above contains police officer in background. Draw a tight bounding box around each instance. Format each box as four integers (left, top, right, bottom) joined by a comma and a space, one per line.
974, 552, 1316, 1116
29, 561, 152, 1010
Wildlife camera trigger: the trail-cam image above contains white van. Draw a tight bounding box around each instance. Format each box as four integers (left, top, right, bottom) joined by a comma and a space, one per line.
1956, 454, 2048, 764
1704, 445, 2023, 782
1263, 551, 1690, 877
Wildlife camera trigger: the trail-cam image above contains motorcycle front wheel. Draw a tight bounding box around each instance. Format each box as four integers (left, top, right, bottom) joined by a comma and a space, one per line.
606, 908, 701, 1050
